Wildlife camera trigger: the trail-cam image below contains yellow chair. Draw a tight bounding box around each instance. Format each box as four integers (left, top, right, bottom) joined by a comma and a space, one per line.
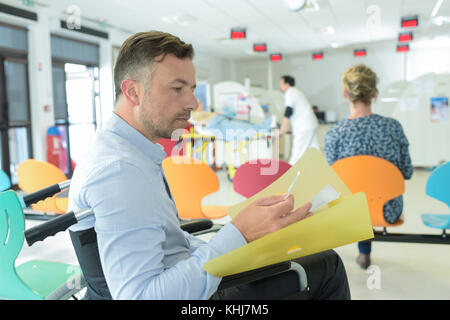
331, 155, 405, 228
17, 159, 68, 214
162, 156, 229, 220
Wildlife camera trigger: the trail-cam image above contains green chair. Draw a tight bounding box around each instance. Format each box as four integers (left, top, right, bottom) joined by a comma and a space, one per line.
0, 190, 84, 300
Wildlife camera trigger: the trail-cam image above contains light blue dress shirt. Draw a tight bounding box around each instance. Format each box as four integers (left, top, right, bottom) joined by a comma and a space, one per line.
68, 112, 247, 299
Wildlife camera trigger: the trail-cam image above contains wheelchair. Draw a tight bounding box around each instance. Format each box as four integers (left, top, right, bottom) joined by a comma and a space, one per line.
16, 181, 309, 300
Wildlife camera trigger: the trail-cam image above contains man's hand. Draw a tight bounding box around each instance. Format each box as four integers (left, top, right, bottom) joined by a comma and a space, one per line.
231, 194, 313, 243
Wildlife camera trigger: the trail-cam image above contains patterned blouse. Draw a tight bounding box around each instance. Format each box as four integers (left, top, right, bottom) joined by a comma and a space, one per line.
325, 114, 413, 223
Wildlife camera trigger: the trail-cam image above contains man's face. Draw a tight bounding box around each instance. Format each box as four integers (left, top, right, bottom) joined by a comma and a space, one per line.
138, 54, 196, 141
279, 79, 288, 92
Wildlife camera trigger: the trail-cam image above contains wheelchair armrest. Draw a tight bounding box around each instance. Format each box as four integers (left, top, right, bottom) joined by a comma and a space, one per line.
180, 219, 214, 233
218, 261, 308, 292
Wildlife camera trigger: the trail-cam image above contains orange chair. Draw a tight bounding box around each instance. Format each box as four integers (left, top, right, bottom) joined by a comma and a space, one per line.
162, 156, 229, 220
331, 155, 405, 228
17, 159, 69, 214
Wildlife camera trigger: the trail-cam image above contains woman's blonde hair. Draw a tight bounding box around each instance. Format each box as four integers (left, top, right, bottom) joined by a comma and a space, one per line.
342, 64, 378, 104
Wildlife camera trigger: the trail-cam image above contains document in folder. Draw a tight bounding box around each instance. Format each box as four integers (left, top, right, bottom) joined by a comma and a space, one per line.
203, 148, 374, 277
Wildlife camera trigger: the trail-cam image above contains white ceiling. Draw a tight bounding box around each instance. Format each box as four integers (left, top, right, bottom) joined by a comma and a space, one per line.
11, 0, 450, 59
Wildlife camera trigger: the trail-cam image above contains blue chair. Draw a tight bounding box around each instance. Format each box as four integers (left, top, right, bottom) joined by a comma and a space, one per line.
0, 170, 11, 191
421, 162, 450, 233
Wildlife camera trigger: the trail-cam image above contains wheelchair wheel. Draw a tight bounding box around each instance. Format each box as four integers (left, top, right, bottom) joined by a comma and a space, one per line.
45, 274, 87, 300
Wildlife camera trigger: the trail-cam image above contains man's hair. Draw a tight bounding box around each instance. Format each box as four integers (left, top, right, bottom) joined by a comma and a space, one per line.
281, 75, 295, 87
113, 30, 194, 101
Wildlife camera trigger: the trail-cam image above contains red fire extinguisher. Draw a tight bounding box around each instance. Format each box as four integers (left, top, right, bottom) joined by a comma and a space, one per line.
46, 126, 62, 168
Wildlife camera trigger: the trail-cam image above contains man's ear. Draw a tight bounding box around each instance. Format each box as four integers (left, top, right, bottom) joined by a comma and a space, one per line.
120, 79, 141, 106
343, 89, 348, 99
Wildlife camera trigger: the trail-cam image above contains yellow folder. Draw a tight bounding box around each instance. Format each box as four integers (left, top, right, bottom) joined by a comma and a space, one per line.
203, 148, 374, 277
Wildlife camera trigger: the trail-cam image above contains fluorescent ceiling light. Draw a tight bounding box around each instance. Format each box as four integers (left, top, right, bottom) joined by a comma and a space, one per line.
433, 16, 450, 25
380, 98, 400, 102
432, 0, 444, 17
161, 13, 197, 26
283, 0, 307, 12
330, 42, 345, 48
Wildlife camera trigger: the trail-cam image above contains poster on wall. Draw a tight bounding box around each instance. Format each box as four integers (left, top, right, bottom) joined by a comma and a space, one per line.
430, 97, 449, 122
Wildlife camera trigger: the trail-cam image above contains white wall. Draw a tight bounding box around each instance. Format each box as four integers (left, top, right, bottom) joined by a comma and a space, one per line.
0, 2, 231, 162
232, 39, 450, 121
407, 40, 450, 80
4, 1, 450, 163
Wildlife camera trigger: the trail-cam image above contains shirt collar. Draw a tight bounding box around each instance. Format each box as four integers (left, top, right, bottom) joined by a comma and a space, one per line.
103, 112, 167, 165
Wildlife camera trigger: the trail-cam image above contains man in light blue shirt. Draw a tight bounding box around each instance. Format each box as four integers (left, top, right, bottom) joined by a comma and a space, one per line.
68, 31, 350, 300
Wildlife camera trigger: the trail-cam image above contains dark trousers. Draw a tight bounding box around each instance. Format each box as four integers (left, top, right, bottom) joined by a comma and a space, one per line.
358, 240, 372, 254
69, 229, 112, 300
211, 250, 351, 300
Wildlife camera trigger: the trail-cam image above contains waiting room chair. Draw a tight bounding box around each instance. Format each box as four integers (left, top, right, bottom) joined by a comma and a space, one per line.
17, 159, 68, 214
157, 122, 193, 159
162, 156, 229, 220
421, 161, 450, 233
0, 190, 84, 300
233, 159, 291, 198
158, 138, 184, 158
0, 170, 11, 191
331, 155, 405, 228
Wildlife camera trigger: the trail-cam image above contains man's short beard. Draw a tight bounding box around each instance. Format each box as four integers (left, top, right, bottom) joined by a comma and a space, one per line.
139, 101, 173, 139
139, 108, 173, 139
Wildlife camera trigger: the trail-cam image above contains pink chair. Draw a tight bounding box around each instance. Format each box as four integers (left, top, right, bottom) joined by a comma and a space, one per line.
233, 159, 291, 198
157, 138, 184, 158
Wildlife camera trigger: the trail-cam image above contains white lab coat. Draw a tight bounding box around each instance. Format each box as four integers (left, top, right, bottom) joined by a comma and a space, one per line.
284, 87, 320, 165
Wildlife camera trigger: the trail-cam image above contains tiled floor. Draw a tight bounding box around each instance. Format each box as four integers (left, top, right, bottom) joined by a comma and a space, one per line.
204, 167, 450, 300
17, 167, 450, 300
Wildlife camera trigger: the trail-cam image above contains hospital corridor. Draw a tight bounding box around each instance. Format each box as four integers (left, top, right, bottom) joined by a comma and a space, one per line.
0, 0, 450, 308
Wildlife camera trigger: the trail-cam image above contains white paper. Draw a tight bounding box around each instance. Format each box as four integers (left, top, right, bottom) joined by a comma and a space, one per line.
309, 184, 341, 212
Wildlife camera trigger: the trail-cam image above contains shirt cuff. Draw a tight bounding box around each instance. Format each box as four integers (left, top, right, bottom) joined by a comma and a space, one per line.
207, 222, 247, 256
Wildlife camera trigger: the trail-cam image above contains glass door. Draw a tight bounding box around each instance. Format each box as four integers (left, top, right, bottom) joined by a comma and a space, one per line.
0, 56, 32, 185
52, 62, 98, 177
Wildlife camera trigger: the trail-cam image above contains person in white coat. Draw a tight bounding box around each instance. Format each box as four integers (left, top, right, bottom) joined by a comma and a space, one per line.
279, 75, 320, 165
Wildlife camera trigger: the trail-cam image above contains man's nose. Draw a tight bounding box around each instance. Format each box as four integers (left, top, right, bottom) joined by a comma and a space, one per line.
185, 92, 197, 110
